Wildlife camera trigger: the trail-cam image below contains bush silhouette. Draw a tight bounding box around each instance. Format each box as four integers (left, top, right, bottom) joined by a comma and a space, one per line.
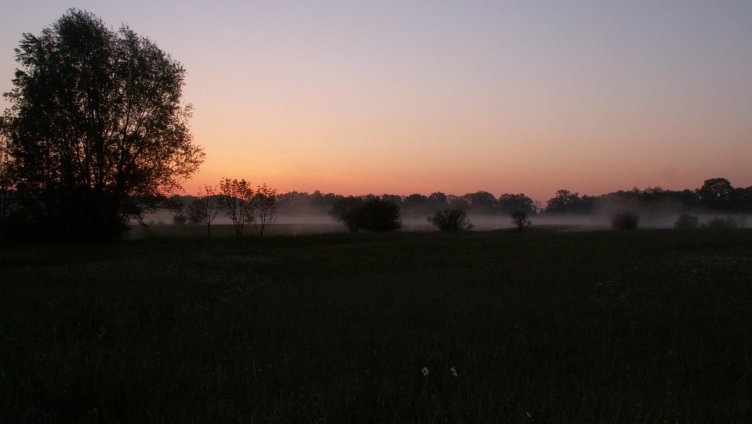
428, 208, 473, 231
611, 211, 639, 230
330, 196, 365, 232
331, 197, 401, 232
358, 198, 401, 232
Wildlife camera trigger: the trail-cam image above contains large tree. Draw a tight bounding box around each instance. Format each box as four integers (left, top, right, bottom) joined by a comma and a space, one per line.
2, 9, 203, 239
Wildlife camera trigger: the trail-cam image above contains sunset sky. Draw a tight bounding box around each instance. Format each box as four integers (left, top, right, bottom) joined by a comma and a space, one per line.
1, 1, 751, 201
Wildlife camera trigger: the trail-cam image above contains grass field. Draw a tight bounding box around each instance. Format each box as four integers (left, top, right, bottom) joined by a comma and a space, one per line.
2, 229, 752, 423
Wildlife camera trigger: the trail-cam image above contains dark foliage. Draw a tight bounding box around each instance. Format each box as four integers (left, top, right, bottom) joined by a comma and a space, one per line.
545, 190, 596, 214
428, 208, 473, 231
218, 178, 254, 236
698, 178, 734, 211
331, 196, 401, 232
511, 210, 531, 232
463, 191, 497, 213
611, 211, 640, 230
255, 179, 752, 221
498, 193, 537, 215
187, 198, 207, 224
359, 198, 401, 232
2, 10, 203, 240
330, 196, 365, 232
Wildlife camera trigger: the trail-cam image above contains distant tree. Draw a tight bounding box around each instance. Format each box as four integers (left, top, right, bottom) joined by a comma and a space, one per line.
403, 193, 429, 215
698, 178, 734, 211
447, 195, 470, 210
202, 185, 221, 236
2, 10, 203, 239
498, 193, 536, 215
381, 194, 403, 207
546, 190, 576, 214
186, 185, 220, 235
428, 208, 473, 231
733, 187, 752, 213
511, 211, 531, 232
545, 190, 594, 214
330, 196, 365, 232
427, 192, 448, 210
463, 191, 497, 213
677, 189, 700, 210
219, 178, 253, 236
277, 191, 312, 215
164, 195, 187, 225
251, 183, 277, 236
330, 196, 401, 232
611, 211, 639, 230
187, 198, 207, 224
358, 198, 401, 232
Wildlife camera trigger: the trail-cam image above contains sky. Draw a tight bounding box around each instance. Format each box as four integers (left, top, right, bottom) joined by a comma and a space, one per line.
1, 1, 751, 201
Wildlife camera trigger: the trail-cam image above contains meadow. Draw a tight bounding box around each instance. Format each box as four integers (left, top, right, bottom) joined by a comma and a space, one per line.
1, 228, 752, 423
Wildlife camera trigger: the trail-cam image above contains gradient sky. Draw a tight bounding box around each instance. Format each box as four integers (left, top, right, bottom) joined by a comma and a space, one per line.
2, 1, 751, 201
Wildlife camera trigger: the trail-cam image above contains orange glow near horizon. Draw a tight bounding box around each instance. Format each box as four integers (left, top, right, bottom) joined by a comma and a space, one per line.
3, 2, 752, 202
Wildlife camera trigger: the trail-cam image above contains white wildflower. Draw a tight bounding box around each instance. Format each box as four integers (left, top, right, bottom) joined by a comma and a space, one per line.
421, 367, 429, 376
450, 367, 458, 377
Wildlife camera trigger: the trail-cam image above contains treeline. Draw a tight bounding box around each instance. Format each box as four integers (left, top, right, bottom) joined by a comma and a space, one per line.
544, 178, 752, 215
3, 177, 747, 237
236, 177, 750, 217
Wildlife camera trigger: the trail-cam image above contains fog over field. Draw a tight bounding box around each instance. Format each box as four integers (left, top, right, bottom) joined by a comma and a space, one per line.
136, 210, 749, 237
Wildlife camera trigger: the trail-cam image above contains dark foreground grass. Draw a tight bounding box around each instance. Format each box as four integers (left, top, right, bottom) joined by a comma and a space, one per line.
2, 229, 752, 423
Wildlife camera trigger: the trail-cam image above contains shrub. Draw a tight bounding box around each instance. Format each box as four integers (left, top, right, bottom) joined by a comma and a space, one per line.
611, 211, 639, 230
331, 197, 401, 232
428, 208, 473, 231
358, 198, 401, 232
511, 211, 531, 232
674, 214, 698, 229
330, 197, 365, 232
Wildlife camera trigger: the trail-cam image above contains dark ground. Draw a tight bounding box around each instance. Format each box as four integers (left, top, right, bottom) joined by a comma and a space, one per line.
1, 228, 751, 423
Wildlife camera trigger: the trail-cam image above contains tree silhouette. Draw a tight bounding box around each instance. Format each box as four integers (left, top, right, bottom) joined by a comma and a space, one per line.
2, 10, 203, 239
195, 185, 221, 236
218, 178, 253, 236
331, 196, 401, 232
698, 178, 734, 211
498, 193, 536, 215
428, 208, 473, 231
511, 211, 531, 232
187, 198, 207, 225
545, 190, 594, 214
251, 183, 278, 236
463, 191, 497, 213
